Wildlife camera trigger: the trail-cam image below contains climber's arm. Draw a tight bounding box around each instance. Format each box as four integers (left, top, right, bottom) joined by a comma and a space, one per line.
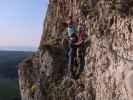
74, 40, 83, 46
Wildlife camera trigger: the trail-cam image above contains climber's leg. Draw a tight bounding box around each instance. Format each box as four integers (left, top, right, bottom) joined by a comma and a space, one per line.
82, 44, 85, 69
72, 48, 78, 78
68, 48, 75, 77
68, 40, 72, 76
78, 43, 85, 76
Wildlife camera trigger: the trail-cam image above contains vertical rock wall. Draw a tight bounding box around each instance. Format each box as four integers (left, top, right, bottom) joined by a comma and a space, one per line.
19, 0, 133, 100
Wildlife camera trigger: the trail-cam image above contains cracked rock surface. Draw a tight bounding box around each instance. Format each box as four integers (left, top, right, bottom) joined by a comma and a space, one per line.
19, 0, 133, 100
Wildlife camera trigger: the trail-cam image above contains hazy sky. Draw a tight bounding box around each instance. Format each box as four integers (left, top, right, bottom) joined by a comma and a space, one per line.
0, 0, 48, 48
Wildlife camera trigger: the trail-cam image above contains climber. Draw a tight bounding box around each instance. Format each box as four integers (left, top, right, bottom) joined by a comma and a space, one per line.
77, 22, 88, 75
66, 16, 83, 78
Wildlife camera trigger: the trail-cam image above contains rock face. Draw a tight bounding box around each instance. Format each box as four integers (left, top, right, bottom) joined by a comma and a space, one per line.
19, 0, 133, 100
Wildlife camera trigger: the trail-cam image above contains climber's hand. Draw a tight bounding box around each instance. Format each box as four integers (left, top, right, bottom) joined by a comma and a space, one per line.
70, 37, 76, 41
75, 40, 83, 46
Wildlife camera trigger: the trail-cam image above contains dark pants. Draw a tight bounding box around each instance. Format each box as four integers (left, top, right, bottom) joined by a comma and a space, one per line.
78, 43, 85, 73
68, 40, 77, 78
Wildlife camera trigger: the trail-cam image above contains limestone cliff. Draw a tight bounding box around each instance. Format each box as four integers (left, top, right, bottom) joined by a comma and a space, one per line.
19, 0, 133, 100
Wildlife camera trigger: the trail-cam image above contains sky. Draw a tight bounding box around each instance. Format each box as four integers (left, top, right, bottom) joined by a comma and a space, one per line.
0, 0, 49, 51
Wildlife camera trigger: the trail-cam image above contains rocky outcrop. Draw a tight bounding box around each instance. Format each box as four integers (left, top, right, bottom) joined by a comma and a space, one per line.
19, 0, 133, 100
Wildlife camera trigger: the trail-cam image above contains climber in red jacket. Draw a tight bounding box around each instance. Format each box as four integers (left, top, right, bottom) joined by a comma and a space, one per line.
77, 22, 88, 76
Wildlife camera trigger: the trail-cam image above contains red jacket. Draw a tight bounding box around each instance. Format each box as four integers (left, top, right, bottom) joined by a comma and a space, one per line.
79, 31, 87, 41
79, 24, 87, 41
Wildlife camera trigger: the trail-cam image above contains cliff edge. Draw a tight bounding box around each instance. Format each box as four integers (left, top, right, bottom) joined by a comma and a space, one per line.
19, 0, 133, 100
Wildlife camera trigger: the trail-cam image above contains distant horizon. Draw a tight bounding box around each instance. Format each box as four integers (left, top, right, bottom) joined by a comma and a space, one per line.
0, 45, 38, 52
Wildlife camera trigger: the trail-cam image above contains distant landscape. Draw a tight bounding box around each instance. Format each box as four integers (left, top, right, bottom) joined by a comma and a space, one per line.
0, 46, 37, 52
0, 51, 33, 100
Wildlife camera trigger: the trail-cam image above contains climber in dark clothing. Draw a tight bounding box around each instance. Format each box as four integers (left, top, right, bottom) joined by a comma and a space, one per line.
66, 16, 83, 78
68, 33, 78, 78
